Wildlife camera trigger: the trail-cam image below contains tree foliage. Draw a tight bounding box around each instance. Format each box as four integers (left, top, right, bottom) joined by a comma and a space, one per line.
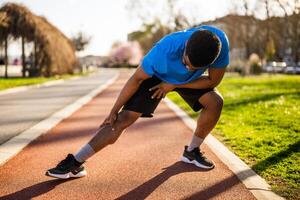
126, 0, 300, 64
71, 31, 91, 52
126, 0, 189, 53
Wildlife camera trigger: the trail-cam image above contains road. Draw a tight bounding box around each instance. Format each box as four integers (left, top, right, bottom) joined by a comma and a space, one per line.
0, 68, 118, 144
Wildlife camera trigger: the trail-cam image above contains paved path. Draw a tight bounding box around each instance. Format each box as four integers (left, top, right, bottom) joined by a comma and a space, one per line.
0, 68, 118, 145
0, 70, 256, 200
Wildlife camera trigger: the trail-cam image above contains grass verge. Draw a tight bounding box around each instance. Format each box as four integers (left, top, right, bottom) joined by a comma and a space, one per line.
167, 74, 300, 200
0, 71, 90, 91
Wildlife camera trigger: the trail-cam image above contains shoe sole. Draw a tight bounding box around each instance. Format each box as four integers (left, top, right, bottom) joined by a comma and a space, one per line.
180, 156, 214, 169
46, 170, 87, 179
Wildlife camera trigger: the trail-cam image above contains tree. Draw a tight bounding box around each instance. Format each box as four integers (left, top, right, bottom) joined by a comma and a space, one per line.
254, 0, 297, 61
126, 0, 190, 53
128, 20, 171, 53
0, 11, 9, 78
71, 32, 91, 52
255, 0, 280, 40
4, 36, 8, 78
127, 0, 190, 31
109, 41, 143, 66
230, 0, 257, 58
265, 38, 276, 61
21, 36, 26, 77
276, 0, 300, 63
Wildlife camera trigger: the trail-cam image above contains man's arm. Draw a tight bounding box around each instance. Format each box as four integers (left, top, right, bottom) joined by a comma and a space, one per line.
149, 67, 227, 99
177, 67, 226, 89
100, 66, 150, 127
110, 65, 150, 113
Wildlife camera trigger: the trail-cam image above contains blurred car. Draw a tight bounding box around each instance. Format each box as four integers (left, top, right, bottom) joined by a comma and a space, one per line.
263, 62, 274, 72
274, 62, 287, 73
284, 64, 300, 74
263, 61, 287, 73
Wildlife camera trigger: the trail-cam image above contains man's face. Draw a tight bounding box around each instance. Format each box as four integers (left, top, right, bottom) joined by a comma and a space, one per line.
182, 50, 198, 71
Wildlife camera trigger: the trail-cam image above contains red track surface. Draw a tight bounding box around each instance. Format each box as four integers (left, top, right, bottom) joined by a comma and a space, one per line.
0, 71, 256, 200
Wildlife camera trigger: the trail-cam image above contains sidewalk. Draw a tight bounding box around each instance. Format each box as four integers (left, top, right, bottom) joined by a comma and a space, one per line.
0, 70, 256, 200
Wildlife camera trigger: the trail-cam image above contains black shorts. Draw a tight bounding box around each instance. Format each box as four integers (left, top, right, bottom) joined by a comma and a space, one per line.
122, 76, 214, 118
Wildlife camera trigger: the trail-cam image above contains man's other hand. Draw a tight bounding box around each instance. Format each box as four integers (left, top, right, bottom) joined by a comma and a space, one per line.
149, 82, 176, 99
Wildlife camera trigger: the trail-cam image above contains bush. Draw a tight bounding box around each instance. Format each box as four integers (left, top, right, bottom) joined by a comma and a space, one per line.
249, 53, 262, 75
251, 63, 263, 74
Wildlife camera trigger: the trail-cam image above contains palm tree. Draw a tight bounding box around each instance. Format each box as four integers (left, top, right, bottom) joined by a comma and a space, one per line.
21, 36, 26, 77
4, 36, 8, 78
0, 3, 78, 77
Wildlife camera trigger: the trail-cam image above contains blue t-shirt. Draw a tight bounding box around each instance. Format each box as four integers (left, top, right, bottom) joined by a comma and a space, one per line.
141, 25, 230, 84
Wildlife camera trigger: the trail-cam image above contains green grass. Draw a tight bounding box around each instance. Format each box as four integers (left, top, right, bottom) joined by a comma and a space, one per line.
0, 72, 90, 91
167, 74, 300, 200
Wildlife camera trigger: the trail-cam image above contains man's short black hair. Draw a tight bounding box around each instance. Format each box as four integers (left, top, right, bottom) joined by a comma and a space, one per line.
185, 30, 221, 68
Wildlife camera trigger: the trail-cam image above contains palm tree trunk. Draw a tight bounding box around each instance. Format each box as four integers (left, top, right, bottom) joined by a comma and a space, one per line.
4, 36, 8, 78
34, 39, 37, 66
22, 36, 26, 77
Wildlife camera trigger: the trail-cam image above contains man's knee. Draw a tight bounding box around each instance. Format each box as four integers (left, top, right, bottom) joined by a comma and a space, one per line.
114, 110, 141, 131
199, 91, 223, 110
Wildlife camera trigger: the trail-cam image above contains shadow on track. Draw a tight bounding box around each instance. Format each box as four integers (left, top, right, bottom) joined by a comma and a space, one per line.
0, 178, 75, 200
115, 161, 211, 200
116, 161, 262, 200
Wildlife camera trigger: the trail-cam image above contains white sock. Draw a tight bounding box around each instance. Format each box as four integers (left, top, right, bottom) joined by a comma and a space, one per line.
74, 143, 95, 163
187, 135, 204, 151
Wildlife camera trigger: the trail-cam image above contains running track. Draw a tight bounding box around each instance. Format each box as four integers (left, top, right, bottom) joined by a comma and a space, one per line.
0, 70, 256, 200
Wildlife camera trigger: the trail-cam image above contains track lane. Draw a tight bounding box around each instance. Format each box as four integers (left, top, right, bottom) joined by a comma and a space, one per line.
0, 70, 256, 200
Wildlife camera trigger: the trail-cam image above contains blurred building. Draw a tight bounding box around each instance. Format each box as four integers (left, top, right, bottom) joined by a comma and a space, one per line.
79, 55, 108, 67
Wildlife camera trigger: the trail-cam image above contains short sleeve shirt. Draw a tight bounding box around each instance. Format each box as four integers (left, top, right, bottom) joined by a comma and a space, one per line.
141, 25, 230, 84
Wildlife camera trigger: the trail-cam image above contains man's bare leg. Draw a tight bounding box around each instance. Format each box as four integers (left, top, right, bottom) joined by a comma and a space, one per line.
194, 91, 223, 138
89, 110, 142, 151
187, 91, 223, 151
46, 110, 142, 178
182, 91, 223, 169
74, 110, 141, 162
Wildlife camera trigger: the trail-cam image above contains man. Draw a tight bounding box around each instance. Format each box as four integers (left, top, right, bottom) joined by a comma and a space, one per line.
46, 25, 229, 179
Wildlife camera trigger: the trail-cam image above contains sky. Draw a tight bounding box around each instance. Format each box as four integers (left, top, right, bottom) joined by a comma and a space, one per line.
1, 0, 238, 56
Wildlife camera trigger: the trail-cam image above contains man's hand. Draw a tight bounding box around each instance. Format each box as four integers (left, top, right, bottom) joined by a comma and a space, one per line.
176, 68, 226, 89
99, 110, 118, 130
149, 82, 176, 99
98, 66, 150, 131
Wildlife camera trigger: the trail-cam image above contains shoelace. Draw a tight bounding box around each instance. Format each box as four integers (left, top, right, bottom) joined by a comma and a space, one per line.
193, 148, 205, 158
57, 154, 73, 168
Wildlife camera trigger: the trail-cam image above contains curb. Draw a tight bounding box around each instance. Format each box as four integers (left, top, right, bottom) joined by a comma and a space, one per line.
163, 97, 285, 200
0, 72, 119, 166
